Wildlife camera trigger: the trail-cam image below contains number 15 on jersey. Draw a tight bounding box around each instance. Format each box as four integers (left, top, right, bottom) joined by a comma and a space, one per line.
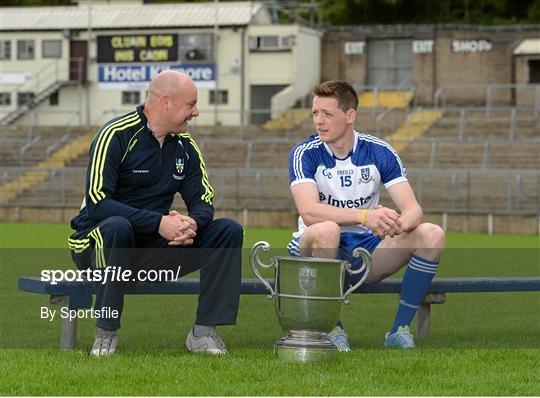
340, 175, 352, 187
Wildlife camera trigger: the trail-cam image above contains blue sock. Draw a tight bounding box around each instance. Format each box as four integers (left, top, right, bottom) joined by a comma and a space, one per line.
390, 255, 439, 334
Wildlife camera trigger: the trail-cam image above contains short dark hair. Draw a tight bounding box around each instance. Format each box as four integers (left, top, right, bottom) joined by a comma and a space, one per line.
313, 80, 358, 112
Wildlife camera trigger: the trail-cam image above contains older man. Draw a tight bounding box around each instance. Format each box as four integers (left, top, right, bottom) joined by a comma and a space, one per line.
69, 71, 243, 356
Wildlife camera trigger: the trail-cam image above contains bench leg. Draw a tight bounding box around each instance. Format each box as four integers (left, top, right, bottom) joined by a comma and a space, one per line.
61, 315, 77, 350
49, 294, 92, 350
50, 295, 78, 350
417, 303, 431, 337
417, 293, 446, 337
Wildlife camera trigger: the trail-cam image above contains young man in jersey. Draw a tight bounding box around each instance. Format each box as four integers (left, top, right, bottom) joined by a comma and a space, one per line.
69, 70, 243, 356
288, 80, 445, 350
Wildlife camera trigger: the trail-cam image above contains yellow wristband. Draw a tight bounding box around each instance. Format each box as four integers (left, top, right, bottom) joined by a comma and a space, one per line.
360, 209, 367, 225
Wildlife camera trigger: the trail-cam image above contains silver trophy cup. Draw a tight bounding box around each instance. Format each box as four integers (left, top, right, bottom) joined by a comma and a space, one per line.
249, 241, 372, 362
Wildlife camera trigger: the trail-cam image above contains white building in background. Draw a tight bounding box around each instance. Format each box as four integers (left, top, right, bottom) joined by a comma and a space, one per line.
0, 1, 321, 127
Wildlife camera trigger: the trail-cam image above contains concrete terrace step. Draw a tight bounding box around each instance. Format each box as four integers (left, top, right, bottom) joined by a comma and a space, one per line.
359, 91, 414, 109
386, 109, 444, 153
1, 132, 94, 204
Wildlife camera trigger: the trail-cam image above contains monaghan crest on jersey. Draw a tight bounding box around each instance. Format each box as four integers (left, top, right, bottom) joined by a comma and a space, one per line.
360, 166, 372, 183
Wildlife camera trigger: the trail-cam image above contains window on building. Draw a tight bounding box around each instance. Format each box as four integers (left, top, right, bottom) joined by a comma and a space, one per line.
209, 90, 228, 105
529, 59, 540, 83
0, 41, 11, 60
17, 92, 34, 107
257, 36, 279, 48
0, 93, 11, 106
17, 40, 35, 60
49, 91, 59, 106
42, 40, 62, 58
249, 35, 293, 52
122, 91, 140, 105
178, 33, 213, 62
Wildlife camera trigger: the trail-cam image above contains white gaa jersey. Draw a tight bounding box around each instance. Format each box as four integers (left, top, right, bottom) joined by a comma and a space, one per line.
289, 130, 407, 238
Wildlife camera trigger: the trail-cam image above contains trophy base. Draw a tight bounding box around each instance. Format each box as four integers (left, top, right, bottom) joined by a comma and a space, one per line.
274, 330, 338, 363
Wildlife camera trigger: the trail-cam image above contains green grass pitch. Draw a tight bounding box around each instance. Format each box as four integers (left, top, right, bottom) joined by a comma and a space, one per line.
0, 222, 538, 395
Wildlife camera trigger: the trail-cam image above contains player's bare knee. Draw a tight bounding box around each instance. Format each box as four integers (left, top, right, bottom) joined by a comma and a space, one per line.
416, 223, 445, 255
423, 223, 445, 248
314, 221, 340, 246
304, 221, 340, 251
316, 223, 340, 259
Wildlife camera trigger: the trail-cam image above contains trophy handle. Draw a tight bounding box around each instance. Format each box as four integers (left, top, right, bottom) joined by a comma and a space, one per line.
342, 247, 372, 304
249, 241, 278, 299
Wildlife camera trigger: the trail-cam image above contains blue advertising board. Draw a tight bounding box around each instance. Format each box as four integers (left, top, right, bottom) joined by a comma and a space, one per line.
98, 64, 216, 90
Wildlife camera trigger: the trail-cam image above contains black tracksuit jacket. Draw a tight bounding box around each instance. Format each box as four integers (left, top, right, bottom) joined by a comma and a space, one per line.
69, 105, 214, 247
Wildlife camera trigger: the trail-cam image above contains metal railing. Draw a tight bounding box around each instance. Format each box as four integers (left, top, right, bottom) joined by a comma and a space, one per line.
353, 83, 417, 112
18, 135, 41, 167
1, 109, 121, 167
1, 58, 85, 127
425, 107, 540, 143
370, 108, 412, 135
1, 167, 538, 216
355, 83, 416, 93
434, 83, 540, 116
2, 107, 538, 170
186, 136, 540, 171
45, 134, 70, 158
399, 169, 539, 215
7, 58, 84, 105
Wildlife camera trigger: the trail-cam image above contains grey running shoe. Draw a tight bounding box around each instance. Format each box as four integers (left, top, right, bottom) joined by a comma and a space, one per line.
385, 325, 415, 349
185, 326, 228, 355
90, 328, 118, 357
325, 326, 352, 352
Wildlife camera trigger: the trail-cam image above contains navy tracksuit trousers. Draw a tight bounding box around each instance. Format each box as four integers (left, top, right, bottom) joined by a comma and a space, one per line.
73, 216, 243, 330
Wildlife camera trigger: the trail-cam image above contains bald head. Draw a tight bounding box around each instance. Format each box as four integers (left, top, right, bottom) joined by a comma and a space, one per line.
143, 70, 199, 137
146, 70, 195, 105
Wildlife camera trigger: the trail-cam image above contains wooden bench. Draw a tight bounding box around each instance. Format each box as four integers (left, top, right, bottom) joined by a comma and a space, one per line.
18, 276, 540, 350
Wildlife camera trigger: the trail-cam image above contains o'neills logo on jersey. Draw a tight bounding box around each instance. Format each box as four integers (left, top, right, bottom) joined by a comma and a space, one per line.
319, 192, 372, 208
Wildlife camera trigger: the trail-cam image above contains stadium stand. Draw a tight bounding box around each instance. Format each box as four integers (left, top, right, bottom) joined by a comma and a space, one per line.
199, 140, 249, 169
1, 131, 93, 205
385, 109, 443, 152
262, 109, 311, 130
0, 126, 89, 167
424, 109, 540, 141
1, 105, 538, 233
358, 90, 414, 109
355, 109, 409, 135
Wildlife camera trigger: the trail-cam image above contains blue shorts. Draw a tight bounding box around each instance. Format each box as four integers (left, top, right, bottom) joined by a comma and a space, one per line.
287, 232, 381, 282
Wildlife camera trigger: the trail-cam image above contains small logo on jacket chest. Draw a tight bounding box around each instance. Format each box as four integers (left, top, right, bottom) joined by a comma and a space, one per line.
173, 157, 186, 180
176, 158, 184, 174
